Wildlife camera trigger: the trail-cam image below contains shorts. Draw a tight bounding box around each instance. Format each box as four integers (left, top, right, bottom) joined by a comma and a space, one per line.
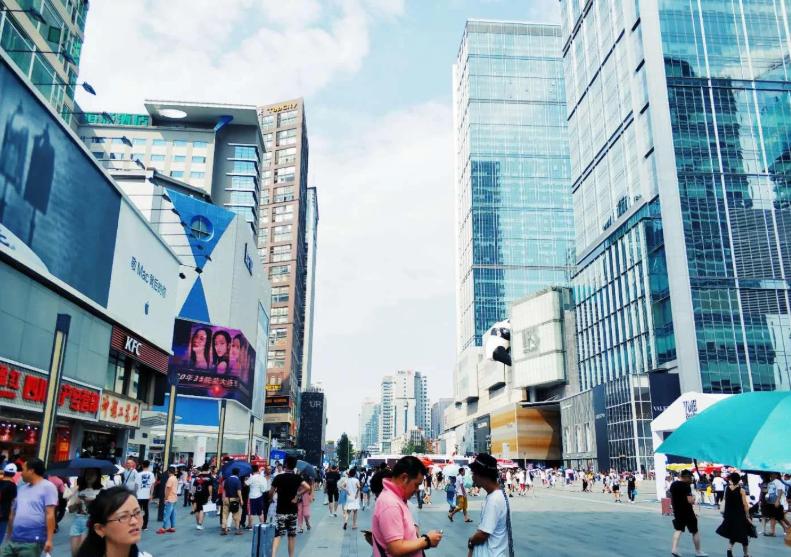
275, 513, 298, 538
250, 496, 265, 516
672, 513, 699, 534
612, 485, 620, 492
69, 514, 89, 537
193, 496, 208, 511
327, 486, 339, 503
455, 495, 468, 512
362, 485, 370, 494
766, 503, 784, 520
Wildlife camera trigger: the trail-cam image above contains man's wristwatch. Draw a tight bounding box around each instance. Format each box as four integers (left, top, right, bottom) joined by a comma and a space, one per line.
422, 534, 432, 549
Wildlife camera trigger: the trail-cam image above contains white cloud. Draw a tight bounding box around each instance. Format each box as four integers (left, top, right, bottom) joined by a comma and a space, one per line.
309, 101, 456, 440
76, 0, 389, 111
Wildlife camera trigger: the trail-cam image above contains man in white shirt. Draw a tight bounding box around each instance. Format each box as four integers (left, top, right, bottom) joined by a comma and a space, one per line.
449, 468, 471, 522
121, 458, 140, 494
711, 474, 727, 509
137, 460, 155, 530
467, 453, 511, 557
246, 464, 269, 525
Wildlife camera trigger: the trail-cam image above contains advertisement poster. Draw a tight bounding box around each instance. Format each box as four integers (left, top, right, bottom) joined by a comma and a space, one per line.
168, 318, 256, 408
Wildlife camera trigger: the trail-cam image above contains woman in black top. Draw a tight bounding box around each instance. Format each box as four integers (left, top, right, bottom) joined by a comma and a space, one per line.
716, 472, 753, 557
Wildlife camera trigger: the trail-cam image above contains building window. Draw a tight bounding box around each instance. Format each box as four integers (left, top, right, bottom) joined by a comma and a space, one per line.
111, 137, 127, 145
173, 155, 186, 162
230, 176, 256, 191
173, 139, 188, 147
271, 286, 289, 304
191, 171, 205, 179
132, 138, 147, 146
269, 327, 288, 345
270, 244, 291, 262
228, 191, 256, 207
267, 349, 286, 367
190, 215, 213, 240
269, 264, 290, 284
192, 156, 207, 164
171, 171, 184, 178
232, 146, 257, 161
278, 109, 298, 127
152, 139, 167, 146
150, 155, 165, 161
272, 224, 292, 243
275, 166, 295, 183
273, 186, 294, 203
270, 308, 289, 325
260, 114, 275, 130
276, 129, 297, 146
231, 161, 257, 175
193, 141, 208, 149
263, 133, 274, 150
273, 204, 293, 222
276, 147, 296, 165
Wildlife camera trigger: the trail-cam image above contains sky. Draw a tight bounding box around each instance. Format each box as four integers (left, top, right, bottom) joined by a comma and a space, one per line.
76, 0, 561, 442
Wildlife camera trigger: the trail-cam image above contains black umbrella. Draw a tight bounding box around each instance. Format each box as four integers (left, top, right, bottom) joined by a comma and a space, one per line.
295, 460, 317, 480
47, 457, 116, 476
221, 459, 253, 478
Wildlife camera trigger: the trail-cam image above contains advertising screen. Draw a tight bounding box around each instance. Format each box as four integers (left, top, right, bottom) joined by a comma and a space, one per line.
168, 319, 255, 407
0, 59, 121, 306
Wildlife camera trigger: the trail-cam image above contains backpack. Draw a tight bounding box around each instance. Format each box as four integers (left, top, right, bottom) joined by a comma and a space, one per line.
445, 482, 455, 493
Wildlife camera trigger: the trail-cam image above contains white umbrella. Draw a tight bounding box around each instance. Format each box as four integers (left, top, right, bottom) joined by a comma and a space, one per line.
443, 464, 460, 476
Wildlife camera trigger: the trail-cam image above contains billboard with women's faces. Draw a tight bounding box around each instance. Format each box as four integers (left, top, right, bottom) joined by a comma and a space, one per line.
168, 318, 256, 408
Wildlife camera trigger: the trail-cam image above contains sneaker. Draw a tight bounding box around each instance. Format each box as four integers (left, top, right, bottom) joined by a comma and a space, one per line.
156, 528, 167, 535
196, 525, 203, 530
694, 553, 709, 557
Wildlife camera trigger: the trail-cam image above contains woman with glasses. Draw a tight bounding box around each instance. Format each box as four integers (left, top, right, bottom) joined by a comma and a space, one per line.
76, 486, 151, 557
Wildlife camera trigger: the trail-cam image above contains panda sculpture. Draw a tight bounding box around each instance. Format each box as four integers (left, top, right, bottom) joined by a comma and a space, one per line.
484, 320, 511, 366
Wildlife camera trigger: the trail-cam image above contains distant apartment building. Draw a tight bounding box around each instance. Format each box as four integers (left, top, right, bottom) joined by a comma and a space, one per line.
359, 397, 379, 453
378, 376, 394, 452
1, 0, 89, 127
301, 186, 318, 391
431, 398, 453, 439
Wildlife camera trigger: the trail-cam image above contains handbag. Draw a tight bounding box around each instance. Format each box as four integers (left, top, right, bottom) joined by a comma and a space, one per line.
229, 499, 240, 514
202, 502, 217, 514
748, 522, 758, 539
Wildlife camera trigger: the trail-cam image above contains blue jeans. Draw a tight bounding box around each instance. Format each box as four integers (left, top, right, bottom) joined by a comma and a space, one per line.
446, 491, 455, 511
163, 502, 176, 529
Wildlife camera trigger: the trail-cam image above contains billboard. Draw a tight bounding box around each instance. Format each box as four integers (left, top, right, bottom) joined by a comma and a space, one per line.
0, 58, 120, 305
168, 318, 256, 407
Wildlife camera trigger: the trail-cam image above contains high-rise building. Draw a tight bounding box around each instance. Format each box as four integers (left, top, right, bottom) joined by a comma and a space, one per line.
561, 0, 791, 472
258, 99, 310, 446
0, 0, 89, 127
414, 372, 430, 433
358, 397, 379, 453
453, 20, 574, 354
378, 376, 394, 452
431, 398, 453, 440
301, 186, 318, 391
78, 100, 263, 235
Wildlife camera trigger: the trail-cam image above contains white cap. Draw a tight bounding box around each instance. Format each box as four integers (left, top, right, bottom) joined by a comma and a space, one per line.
3, 463, 17, 474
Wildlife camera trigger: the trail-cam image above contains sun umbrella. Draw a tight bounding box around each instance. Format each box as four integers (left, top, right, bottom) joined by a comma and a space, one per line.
47, 457, 116, 477
295, 460, 317, 480
656, 391, 791, 472
221, 459, 253, 478
443, 464, 460, 476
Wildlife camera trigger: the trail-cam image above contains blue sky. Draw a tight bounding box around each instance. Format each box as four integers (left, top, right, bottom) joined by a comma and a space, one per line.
77, 0, 560, 442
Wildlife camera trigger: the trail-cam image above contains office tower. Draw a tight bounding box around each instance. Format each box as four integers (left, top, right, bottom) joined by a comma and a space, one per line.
297, 386, 326, 466
258, 99, 310, 445
431, 398, 453, 440
0, 0, 89, 126
452, 20, 574, 354
358, 397, 380, 452
301, 186, 318, 391
414, 372, 430, 433
79, 101, 263, 234
393, 397, 416, 436
378, 376, 394, 452
561, 0, 791, 472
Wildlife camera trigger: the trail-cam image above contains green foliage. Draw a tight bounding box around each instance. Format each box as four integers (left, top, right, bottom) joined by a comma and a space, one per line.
402, 439, 427, 455
336, 433, 354, 469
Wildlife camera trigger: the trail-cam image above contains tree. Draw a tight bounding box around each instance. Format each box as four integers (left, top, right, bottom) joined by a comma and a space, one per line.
402, 438, 427, 455
336, 433, 354, 469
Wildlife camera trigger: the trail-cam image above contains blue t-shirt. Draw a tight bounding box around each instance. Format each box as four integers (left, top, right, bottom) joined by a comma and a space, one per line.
224, 475, 241, 499
11, 479, 58, 543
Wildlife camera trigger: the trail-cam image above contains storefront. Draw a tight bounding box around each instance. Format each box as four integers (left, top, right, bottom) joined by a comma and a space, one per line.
0, 357, 101, 464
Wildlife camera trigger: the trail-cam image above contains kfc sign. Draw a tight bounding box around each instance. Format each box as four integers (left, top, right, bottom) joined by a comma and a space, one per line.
99, 392, 141, 427
110, 326, 169, 373
124, 336, 141, 356
0, 360, 100, 420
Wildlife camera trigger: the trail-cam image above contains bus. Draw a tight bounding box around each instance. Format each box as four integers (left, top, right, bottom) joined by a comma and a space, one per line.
361, 454, 471, 470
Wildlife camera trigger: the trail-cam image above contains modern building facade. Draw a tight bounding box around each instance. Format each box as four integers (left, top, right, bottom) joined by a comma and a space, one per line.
453, 20, 575, 354
301, 186, 318, 391
358, 397, 380, 453
258, 99, 310, 445
430, 398, 453, 440
560, 0, 791, 471
378, 375, 394, 452
78, 100, 264, 235
0, 0, 89, 127
414, 371, 430, 433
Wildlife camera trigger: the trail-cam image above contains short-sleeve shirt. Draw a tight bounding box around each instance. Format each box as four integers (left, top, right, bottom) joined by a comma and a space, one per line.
346, 477, 360, 499
669, 480, 693, 516
712, 477, 727, 492
456, 475, 466, 497
272, 472, 303, 515
325, 470, 340, 490
137, 470, 154, 500
246, 473, 268, 499
11, 479, 58, 543
474, 489, 508, 557
372, 481, 420, 557
224, 475, 242, 499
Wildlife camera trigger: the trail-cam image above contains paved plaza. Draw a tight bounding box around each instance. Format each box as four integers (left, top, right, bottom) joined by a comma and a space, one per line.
50, 483, 786, 556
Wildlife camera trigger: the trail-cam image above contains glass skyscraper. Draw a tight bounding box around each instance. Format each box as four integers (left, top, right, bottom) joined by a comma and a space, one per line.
453, 20, 575, 353
562, 0, 791, 471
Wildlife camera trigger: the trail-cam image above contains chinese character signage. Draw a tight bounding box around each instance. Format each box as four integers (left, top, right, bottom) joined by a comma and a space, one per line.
0, 360, 100, 420
99, 393, 141, 427
168, 319, 256, 408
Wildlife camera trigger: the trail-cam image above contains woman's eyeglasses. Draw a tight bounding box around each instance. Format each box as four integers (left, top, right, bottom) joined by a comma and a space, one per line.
106, 508, 143, 524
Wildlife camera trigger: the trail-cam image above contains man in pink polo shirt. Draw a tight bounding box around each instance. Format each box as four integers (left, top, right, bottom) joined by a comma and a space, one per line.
371, 456, 443, 557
